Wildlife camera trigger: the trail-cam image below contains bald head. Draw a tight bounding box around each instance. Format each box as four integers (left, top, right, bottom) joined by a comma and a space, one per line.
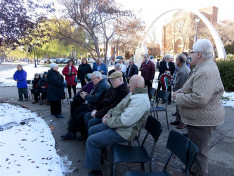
129, 75, 145, 93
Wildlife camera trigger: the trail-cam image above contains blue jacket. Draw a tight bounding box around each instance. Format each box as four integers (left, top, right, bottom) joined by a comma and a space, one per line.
13, 69, 27, 88
93, 62, 107, 75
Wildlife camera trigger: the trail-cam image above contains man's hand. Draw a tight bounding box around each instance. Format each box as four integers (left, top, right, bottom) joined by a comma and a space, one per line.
91, 110, 97, 118
103, 114, 110, 119
173, 90, 181, 100
99, 70, 103, 74
42, 86, 46, 88
102, 117, 107, 124
71, 72, 74, 74
150, 80, 153, 83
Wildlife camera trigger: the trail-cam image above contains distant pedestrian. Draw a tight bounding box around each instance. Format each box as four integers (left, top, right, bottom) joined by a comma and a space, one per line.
47, 63, 65, 118
158, 54, 175, 104
126, 58, 138, 83
117, 56, 127, 74
62, 60, 78, 98
13, 64, 28, 101
140, 54, 155, 99
108, 64, 126, 83
39, 72, 48, 105
77, 58, 92, 88
174, 39, 225, 176
92, 58, 107, 75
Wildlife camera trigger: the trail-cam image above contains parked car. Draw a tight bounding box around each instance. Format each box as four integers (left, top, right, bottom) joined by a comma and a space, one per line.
115, 55, 124, 64
49, 58, 57, 63
56, 58, 65, 64
63, 58, 70, 64
88, 58, 95, 64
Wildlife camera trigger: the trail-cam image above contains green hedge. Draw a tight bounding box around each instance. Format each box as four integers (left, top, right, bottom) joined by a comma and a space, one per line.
217, 59, 234, 92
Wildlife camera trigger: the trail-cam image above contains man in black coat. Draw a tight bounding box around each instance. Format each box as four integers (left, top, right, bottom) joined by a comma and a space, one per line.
77, 58, 92, 87
84, 71, 130, 137
47, 63, 65, 118
158, 54, 175, 104
61, 71, 111, 140
126, 58, 138, 83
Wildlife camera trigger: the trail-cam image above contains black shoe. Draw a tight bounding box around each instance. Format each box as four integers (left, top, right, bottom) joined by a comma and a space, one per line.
25, 99, 28, 101
40, 101, 44, 105
18, 99, 23, 101
172, 112, 177, 116
61, 132, 76, 140
161, 100, 166, 104
87, 170, 102, 176
32, 101, 38, 104
170, 121, 180, 125
168, 101, 171, 105
77, 135, 85, 141
55, 114, 64, 118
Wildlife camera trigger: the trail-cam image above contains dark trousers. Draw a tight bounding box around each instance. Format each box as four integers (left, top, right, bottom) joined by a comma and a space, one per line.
68, 104, 91, 137
18, 88, 28, 100
145, 80, 152, 99
187, 125, 216, 176
40, 88, 47, 100
31, 89, 40, 101
84, 112, 102, 137
67, 85, 76, 98
80, 79, 86, 88
50, 100, 62, 115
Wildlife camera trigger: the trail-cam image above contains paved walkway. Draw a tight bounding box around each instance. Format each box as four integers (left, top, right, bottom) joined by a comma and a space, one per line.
0, 86, 234, 176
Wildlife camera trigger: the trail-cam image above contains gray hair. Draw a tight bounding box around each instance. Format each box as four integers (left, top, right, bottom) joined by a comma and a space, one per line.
115, 63, 122, 69
17, 64, 22, 68
96, 58, 102, 62
193, 39, 213, 59
92, 71, 102, 78
177, 54, 187, 64
164, 54, 173, 59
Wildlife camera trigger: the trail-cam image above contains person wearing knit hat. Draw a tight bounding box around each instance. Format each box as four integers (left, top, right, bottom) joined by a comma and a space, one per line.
47, 62, 65, 118
50, 63, 58, 69
85, 73, 92, 82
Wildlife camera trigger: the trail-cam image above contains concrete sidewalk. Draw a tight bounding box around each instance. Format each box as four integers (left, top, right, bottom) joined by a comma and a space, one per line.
0, 86, 234, 176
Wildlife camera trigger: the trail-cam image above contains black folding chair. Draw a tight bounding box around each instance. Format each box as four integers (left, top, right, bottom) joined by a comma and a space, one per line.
111, 115, 162, 176
150, 90, 170, 129
125, 130, 199, 176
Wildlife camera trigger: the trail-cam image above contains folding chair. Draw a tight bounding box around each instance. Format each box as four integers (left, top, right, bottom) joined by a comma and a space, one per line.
149, 87, 157, 106
111, 115, 162, 176
26, 80, 32, 99
125, 130, 199, 176
150, 90, 170, 129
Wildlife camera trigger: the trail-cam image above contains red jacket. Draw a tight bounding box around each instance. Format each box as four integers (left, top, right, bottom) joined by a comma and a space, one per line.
140, 60, 155, 81
62, 65, 78, 86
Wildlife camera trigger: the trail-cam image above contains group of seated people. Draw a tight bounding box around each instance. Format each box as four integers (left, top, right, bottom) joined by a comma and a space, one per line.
61, 70, 150, 176
31, 72, 48, 105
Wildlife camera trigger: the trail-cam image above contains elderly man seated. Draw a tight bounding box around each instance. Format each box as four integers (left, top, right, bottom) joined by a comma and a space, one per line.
61, 71, 110, 140
84, 75, 150, 176
84, 71, 130, 138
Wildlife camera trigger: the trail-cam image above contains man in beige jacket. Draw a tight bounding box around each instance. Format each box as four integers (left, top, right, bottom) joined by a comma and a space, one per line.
84, 75, 150, 176
173, 39, 225, 176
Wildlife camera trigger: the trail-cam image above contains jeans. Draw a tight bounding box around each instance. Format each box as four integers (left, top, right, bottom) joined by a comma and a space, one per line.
18, 88, 28, 100
187, 125, 216, 176
84, 123, 127, 170
84, 112, 102, 137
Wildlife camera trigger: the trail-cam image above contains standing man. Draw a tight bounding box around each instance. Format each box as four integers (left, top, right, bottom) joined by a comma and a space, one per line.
126, 58, 139, 83
92, 58, 107, 75
140, 54, 155, 98
173, 39, 225, 176
170, 54, 190, 129
117, 56, 127, 74
13, 64, 28, 101
158, 54, 175, 104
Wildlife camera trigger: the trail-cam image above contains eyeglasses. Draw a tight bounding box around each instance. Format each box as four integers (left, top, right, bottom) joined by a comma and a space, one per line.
92, 77, 98, 80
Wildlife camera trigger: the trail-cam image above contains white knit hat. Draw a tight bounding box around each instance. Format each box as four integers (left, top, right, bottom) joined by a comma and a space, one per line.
50, 63, 58, 69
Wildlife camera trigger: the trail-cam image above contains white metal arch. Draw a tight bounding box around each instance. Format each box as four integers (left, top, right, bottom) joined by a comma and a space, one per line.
134, 8, 227, 63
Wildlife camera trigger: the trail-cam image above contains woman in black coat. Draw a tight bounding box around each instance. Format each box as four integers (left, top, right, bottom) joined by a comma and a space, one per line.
38, 72, 48, 105
77, 58, 92, 87
47, 63, 65, 118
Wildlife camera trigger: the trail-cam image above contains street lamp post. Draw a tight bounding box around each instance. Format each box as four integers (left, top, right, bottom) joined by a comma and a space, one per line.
32, 45, 37, 68
194, 17, 200, 42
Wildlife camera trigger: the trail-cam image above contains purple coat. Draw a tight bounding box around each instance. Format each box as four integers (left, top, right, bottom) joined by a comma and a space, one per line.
13, 69, 27, 88
73, 81, 94, 101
